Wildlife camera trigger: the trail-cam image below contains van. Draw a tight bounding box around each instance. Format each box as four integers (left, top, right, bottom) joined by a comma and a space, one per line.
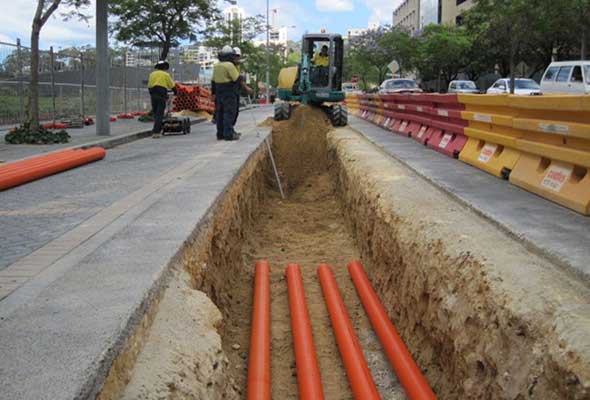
541, 61, 590, 94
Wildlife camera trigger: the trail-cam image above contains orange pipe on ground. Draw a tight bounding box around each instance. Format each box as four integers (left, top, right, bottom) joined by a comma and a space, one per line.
247, 260, 271, 400
286, 264, 325, 400
347, 260, 437, 400
0, 148, 106, 191
317, 264, 381, 400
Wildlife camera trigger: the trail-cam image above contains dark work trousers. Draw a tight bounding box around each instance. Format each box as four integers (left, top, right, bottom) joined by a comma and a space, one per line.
233, 94, 240, 126
214, 83, 239, 140
149, 86, 167, 133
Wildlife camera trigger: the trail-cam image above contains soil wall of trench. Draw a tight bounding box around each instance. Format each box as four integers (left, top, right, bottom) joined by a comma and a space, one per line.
106, 106, 590, 400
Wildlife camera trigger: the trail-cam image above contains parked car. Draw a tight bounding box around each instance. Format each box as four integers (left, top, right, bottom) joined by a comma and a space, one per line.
342, 81, 363, 94
486, 78, 542, 95
379, 79, 423, 94
541, 61, 590, 94
448, 80, 480, 94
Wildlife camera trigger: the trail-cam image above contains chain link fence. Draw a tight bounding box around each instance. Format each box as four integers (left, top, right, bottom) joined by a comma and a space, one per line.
0, 40, 200, 126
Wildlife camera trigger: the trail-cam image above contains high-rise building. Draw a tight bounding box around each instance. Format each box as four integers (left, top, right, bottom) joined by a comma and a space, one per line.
440, 0, 475, 25
392, 0, 439, 35
223, 5, 245, 23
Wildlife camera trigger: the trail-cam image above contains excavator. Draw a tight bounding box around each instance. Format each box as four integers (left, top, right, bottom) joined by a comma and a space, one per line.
274, 33, 348, 126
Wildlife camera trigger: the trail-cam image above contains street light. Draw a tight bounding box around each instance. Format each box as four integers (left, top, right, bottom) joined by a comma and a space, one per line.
266, 0, 270, 104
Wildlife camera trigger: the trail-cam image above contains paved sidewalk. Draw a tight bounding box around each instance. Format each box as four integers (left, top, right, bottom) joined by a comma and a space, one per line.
349, 116, 590, 282
0, 117, 205, 163
0, 106, 272, 400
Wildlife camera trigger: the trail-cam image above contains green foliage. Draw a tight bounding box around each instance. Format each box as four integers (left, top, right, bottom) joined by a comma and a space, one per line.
109, 0, 217, 60
414, 24, 472, 86
5, 123, 70, 144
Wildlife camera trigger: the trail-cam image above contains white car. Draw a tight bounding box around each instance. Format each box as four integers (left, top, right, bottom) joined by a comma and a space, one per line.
486, 78, 542, 95
379, 79, 423, 94
448, 80, 481, 94
342, 81, 363, 94
541, 61, 590, 94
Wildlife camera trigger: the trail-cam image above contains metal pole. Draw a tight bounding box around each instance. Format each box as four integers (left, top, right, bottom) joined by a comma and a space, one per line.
123, 49, 127, 113
16, 38, 24, 122
136, 51, 141, 112
50, 46, 56, 124
80, 52, 85, 117
266, 0, 270, 104
96, 0, 110, 135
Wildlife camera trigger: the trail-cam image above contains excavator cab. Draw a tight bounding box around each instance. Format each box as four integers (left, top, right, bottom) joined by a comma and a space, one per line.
275, 33, 348, 126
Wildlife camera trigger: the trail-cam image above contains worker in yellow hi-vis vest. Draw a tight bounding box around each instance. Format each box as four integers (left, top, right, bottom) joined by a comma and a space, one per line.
212, 46, 244, 141
148, 60, 176, 138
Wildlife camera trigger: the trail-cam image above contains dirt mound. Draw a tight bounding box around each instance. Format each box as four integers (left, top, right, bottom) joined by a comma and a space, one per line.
270, 105, 332, 192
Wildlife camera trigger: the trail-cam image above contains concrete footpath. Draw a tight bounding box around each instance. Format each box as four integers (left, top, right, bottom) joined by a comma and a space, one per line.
0, 107, 272, 399
0, 116, 206, 163
349, 116, 590, 282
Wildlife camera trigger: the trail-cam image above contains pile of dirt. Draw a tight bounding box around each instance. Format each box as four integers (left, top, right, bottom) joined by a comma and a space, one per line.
268, 105, 332, 192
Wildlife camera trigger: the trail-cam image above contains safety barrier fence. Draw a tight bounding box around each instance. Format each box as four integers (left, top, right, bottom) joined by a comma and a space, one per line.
346, 93, 590, 215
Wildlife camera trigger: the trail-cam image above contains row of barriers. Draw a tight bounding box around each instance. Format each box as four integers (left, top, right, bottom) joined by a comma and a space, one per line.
346, 93, 590, 215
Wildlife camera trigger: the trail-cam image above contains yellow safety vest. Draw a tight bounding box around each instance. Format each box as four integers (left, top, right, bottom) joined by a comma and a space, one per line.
312, 53, 329, 67
213, 62, 239, 83
147, 70, 175, 90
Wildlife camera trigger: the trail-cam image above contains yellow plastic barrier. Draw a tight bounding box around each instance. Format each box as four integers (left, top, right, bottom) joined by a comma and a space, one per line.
505, 95, 590, 215
458, 95, 523, 178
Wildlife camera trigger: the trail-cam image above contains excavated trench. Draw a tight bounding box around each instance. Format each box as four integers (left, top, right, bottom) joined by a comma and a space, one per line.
106, 106, 590, 400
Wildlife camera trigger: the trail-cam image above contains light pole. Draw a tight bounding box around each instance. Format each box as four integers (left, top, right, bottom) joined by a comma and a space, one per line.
96, 0, 110, 136
266, 0, 270, 104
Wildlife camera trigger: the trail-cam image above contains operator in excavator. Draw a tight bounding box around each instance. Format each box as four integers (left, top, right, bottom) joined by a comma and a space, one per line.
212, 46, 242, 141
311, 44, 329, 86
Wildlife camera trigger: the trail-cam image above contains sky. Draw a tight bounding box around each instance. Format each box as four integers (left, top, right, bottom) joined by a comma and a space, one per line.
0, 0, 403, 49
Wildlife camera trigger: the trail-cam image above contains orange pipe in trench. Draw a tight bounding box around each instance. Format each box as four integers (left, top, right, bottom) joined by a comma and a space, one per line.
247, 260, 271, 400
286, 264, 325, 400
317, 264, 381, 400
348, 260, 437, 400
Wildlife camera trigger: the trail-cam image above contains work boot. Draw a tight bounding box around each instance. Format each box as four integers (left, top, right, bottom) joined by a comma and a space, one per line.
152, 133, 162, 139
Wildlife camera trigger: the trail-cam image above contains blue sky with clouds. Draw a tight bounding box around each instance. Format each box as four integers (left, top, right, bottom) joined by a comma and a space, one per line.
0, 0, 400, 49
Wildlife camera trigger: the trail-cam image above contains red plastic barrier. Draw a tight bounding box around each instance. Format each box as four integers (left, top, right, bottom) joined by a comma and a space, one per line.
317, 264, 380, 400
0, 147, 106, 191
413, 126, 438, 145
117, 113, 134, 119
109, 116, 117, 122
348, 261, 437, 400
286, 264, 325, 400
247, 260, 271, 400
426, 130, 468, 158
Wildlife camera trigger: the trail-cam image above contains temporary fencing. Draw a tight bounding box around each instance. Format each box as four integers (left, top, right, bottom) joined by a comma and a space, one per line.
346, 92, 590, 215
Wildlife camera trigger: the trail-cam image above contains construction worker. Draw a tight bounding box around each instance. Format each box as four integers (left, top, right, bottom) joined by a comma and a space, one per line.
148, 60, 176, 138
232, 47, 253, 126
311, 45, 329, 86
312, 45, 329, 67
212, 46, 242, 141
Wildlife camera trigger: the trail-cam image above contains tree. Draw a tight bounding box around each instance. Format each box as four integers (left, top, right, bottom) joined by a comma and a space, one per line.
109, 0, 217, 61
27, 0, 89, 131
414, 25, 472, 90
379, 29, 416, 77
349, 27, 395, 87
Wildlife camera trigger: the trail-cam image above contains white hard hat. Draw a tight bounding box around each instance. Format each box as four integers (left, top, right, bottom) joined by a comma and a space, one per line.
233, 47, 241, 56
220, 45, 234, 55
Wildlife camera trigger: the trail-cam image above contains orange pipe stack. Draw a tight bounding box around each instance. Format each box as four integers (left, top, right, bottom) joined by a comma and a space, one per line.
247, 260, 271, 400
286, 264, 324, 400
317, 264, 381, 400
348, 260, 437, 400
0, 147, 106, 191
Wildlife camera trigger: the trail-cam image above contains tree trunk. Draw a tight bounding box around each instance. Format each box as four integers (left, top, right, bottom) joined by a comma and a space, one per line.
509, 41, 516, 95
28, 22, 41, 131
582, 27, 587, 60
160, 41, 171, 61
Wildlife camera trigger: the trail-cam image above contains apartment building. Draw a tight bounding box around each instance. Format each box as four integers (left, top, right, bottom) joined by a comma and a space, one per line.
440, 0, 475, 25
392, 0, 439, 35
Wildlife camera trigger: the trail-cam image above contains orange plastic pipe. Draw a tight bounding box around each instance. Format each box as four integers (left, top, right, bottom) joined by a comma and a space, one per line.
317, 264, 381, 400
247, 260, 271, 400
286, 264, 325, 400
0, 148, 106, 191
0, 150, 77, 174
347, 260, 437, 400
